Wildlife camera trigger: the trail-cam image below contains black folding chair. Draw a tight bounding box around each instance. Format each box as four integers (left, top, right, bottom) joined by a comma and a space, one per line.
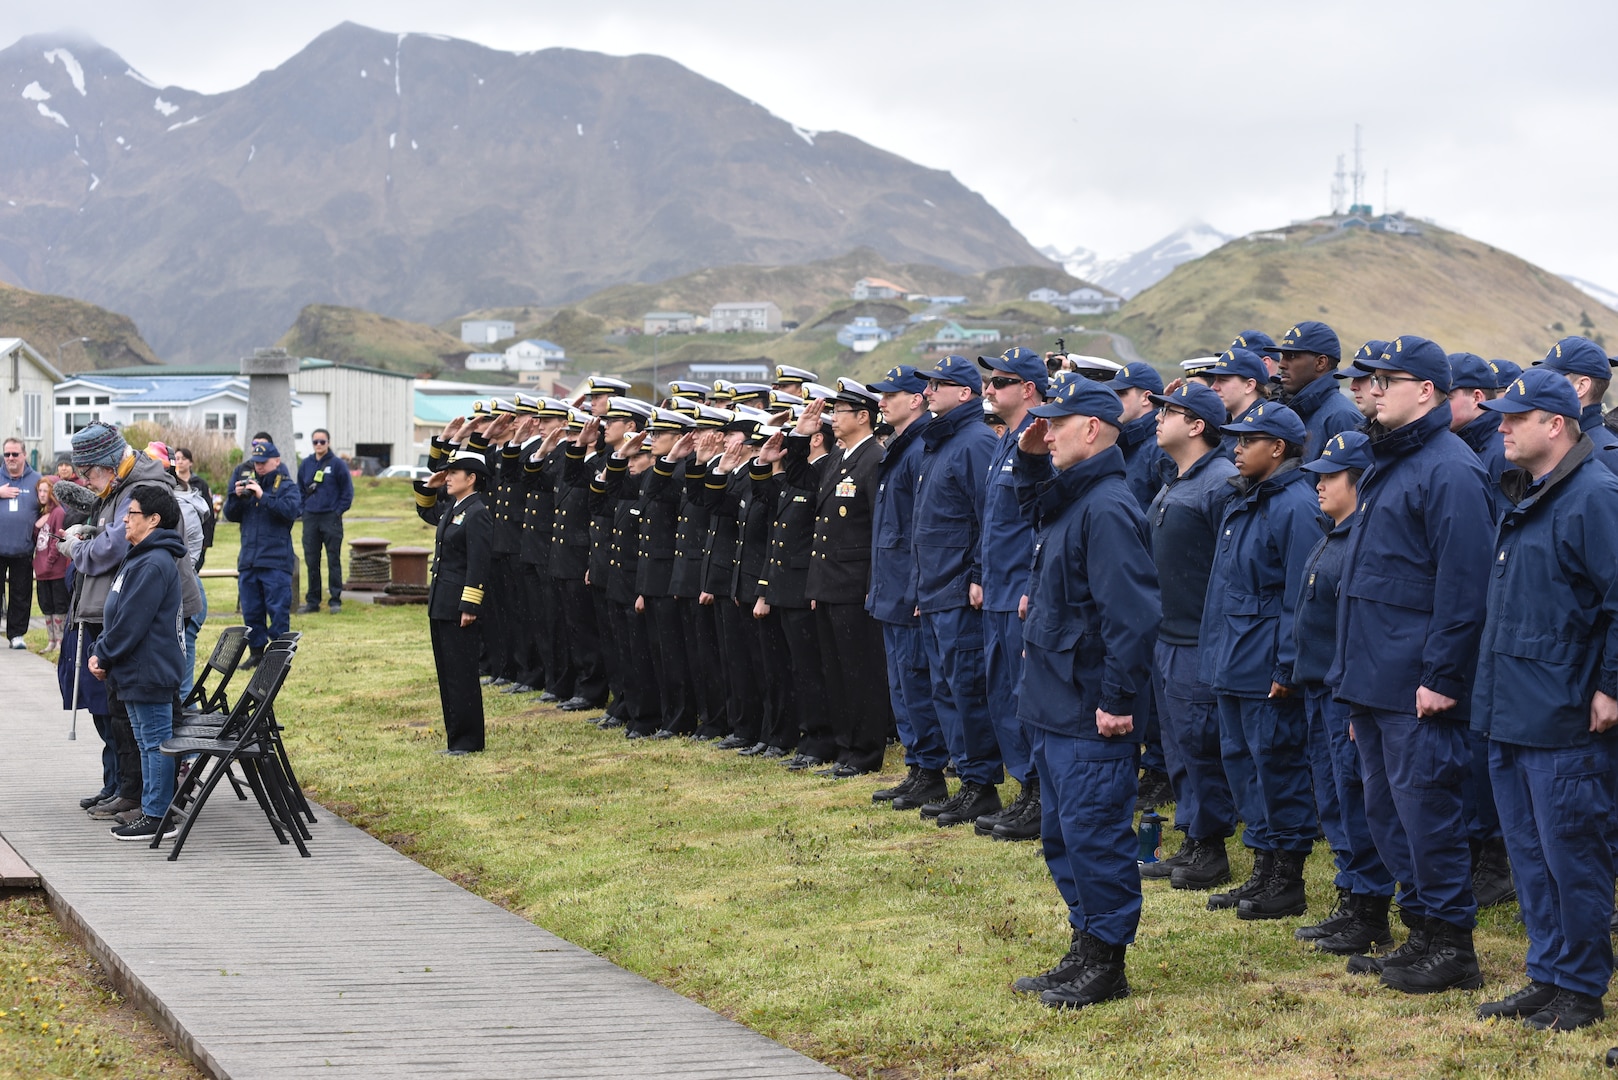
182, 625, 251, 716
155, 648, 311, 860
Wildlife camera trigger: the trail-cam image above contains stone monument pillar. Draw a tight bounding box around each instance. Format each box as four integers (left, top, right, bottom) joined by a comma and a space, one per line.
241, 347, 299, 458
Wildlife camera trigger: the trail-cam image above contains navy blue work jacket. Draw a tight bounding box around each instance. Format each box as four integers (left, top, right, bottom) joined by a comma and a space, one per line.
223, 465, 302, 573
1013, 446, 1161, 753
1200, 462, 1323, 694
1292, 514, 1353, 687
1219, 398, 1266, 458
1118, 410, 1169, 510
1289, 375, 1364, 463
1473, 437, 1618, 748
1581, 404, 1618, 474
912, 402, 997, 613
867, 414, 932, 624
979, 413, 1038, 613
297, 451, 354, 515
1147, 448, 1238, 647
1331, 404, 1494, 720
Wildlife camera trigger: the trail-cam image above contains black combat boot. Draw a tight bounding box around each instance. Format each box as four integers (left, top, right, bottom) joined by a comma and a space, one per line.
1040, 935, 1130, 1010
1471, 836, 1516, 908
1207, 850, 1271, 910
1295, 887, 1353, 941
1524, 989, 1606, 1031
990, 786, 1043, 842
1141, 832, 1192, 880
1135, 769, 1173, 812
1171, 837, 1231, 890
892, 769, 948, 812
1237, 850, 1308, 920
1379, 918, 1483, 994
936, 782, 1000, 828
1314, 894, 1394, 956
1013, 929, 1087, 994
1347, 905, 1427, 975
871, 766, 920, 804
975, 775, 1037, 836
1477, 980, 1559, 1020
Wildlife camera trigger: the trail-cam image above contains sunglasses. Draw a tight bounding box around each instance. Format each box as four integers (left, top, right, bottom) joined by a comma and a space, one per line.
312, 439, 328, 445
1, 452, 20, 458
986, 376, 1023, 390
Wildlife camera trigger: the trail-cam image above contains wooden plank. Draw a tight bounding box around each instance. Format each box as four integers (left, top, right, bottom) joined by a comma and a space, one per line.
0, 648, 840, 1080
0, 834, 40, 887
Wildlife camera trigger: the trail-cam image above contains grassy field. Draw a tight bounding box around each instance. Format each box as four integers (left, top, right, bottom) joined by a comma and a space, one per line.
20, 478, 1618, 1077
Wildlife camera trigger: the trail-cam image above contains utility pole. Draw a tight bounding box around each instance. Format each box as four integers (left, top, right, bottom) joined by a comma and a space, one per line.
1352, 124, 1365, 211
1331, 154, 1347, 216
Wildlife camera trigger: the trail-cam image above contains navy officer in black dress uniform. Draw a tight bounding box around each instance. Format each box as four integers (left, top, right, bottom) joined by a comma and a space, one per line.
414, 443, 493, 755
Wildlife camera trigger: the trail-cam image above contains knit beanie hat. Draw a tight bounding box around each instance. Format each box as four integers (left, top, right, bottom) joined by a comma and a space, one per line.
71, 422, 129, 470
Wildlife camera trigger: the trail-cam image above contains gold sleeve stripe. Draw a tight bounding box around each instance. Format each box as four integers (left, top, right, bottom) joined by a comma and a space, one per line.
461, 586, 486, 605
415, 490, 436, 508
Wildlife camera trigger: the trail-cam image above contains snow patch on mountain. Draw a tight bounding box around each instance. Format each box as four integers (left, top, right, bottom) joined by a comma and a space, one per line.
43, 48, 86, 95
1562, 275, 1618, 314
1041, 221, 1232, 298
22, 81, 50, 101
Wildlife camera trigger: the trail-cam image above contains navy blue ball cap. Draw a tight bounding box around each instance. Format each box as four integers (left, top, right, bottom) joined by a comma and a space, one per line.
1218, 401, 1308, 444
1536, 336, 1616, 381
926, 354, 982, 394
1335, 339, 1391, 379
1357, 335, 1453, 393
977, 346, 1050, 394
1028, 377, 1124, 426
1486, 359, 1522, 389
1231, 330, 1277, 355
1448, 352, 1496, 392
1303, 430, 1373, 474
248, 440, 281, 462
867, 364, 928, 395
1272, 321, 1342, 361
1104, 360, 1165, 395
1149, 381, 1226, 429
1207, 347, 1269, 385
1481, 366, 1583, 420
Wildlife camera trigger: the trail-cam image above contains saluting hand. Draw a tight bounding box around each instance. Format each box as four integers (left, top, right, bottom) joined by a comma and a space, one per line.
575, 417, 600, 448
619, 430, 648, 458
756, 432, 786, 465
1018, 417, 1050, 455
794, 397, 825, 436
425, 470, 448, 489
695, 430, 725, 461
669, 432, 698, 460
718, 440, 750, 473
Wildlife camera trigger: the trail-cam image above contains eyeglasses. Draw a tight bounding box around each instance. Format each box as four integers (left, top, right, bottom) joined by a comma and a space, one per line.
1369, 373, 1425, 390
1163, 407, 1200, 424
122, 507, 158, 520
986, 376, 1023, 390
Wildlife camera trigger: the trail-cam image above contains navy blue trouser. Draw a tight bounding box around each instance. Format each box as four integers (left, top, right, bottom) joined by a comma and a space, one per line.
983, 608, 1034, 784
921, 606, 1004, 786
1353, 708, 1475, 928
1139, 686, 1166, 775
300, 510, 344, 603
882, 619, 948, 771
238, 567, 291, 651
1217, 694, 1315, 853
1304, 685, 1394, 896
1152, 641, 1235, 840
1490, 740, 1616, 998
1030, 727, 1141, 946
1462, 728, 1503, 842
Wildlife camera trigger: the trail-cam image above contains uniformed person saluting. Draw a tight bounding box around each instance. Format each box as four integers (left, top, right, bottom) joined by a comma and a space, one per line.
414, 443, 493, 755
1008, 378, 1160, 1011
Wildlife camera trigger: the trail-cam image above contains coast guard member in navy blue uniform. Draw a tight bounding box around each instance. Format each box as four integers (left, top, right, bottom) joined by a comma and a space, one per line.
1472, 369, 1618, 1032
970, 347, 1050, 839
1292, 431, 1396, 954
1200, 403, 1323, 921
1535, 336, 1618, 467
913, 355, 1002, 825
864, 366, 949, 808
1206, 348, 1268, 456
1331, 335, 1494, 994
1141, 382, 1239, 890
1007, 377, 1160, 1011
1271, 321, 1362, 462
223, 439, 302, 666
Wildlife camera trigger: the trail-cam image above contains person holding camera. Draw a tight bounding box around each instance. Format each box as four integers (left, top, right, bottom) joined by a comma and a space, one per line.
224, 440, 302, 668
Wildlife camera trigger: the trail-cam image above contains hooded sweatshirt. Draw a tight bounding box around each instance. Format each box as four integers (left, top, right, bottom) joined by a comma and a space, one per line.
68, 452, 202, 624
91, 528, 187, 703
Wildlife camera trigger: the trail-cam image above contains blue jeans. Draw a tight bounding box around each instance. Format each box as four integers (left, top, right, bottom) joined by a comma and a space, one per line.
125, 699, 176, 819
180, 573, 208, 702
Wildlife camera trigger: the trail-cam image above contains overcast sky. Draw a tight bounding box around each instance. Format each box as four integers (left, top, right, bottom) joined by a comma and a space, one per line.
11, 0, 1618, 291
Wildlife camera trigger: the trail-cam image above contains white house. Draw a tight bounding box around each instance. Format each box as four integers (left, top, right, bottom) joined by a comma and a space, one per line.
460, 320, 515, 345
464, 352, 509, 372
1058, 287, 1121, 316
1, 338, 63, 469
851, 277, 906, 300
1027, 287, 1064, 305
643, 312, 696, 335
836, 316, 893, 353
709, 302, 782, 334
505, 339, 567, 369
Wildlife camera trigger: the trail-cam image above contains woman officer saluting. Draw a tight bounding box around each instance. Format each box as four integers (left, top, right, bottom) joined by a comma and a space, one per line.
414, 439, 493, 755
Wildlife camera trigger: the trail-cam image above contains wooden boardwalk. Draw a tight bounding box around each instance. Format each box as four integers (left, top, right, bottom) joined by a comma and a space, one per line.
0, 648, 839, 1079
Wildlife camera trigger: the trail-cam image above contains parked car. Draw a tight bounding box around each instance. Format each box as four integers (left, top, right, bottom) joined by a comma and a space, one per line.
378, 466, 432, 480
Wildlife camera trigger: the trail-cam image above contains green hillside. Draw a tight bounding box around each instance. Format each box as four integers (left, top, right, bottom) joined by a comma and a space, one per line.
0, 280, 161, 370
277, 304, 469, 374
1109, 219, 1618, 363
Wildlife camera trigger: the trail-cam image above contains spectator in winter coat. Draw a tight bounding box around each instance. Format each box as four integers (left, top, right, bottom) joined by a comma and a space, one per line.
31, 477, 70, 652
0, 438, 42, 648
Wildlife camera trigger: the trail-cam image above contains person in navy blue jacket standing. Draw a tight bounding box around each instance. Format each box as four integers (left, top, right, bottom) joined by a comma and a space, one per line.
223, 440, 303, 668
970, 347, 1049, 840
1206, 348, 1269, 457
1007, 377, 1160, 1011
1291, 431, 1396, 954
1271, 322, 1363, 462
1330, 335, 1494, 994
1199, 403, 1323, 921
912, 355, 1002, 826
1534, 336, 1618, 466
1472, 369, 1618, 1032
864, 366, 948, 808
296, 427, 354, 614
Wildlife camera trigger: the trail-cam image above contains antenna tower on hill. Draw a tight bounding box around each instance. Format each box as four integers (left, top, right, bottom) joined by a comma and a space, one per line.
1347, 124, 1372, 216
1331, 154, 1347, 215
